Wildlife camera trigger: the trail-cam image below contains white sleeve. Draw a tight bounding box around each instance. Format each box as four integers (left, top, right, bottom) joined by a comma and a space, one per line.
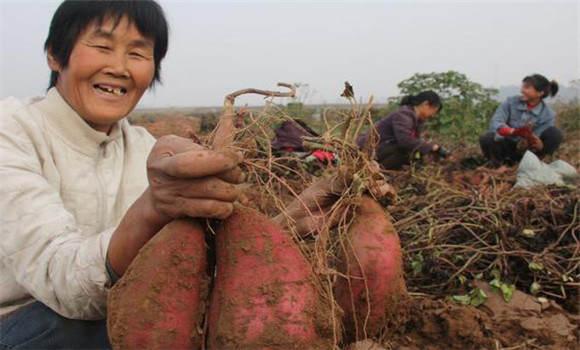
1, 117, 114, 320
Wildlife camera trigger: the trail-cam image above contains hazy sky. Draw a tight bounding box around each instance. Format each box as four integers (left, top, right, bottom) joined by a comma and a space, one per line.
1, 0, 578, 108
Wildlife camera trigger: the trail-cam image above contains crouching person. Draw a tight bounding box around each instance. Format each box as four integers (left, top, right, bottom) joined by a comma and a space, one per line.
358, 90, 447, 170
480, 74, 563, 166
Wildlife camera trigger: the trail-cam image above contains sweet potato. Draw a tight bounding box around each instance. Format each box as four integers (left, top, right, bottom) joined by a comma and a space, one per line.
335, 196, 408, 342
207, 205, 335, 349
107, 219, 209, 349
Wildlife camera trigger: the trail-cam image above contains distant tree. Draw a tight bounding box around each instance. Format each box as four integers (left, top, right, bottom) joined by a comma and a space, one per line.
392, 71, 499, 144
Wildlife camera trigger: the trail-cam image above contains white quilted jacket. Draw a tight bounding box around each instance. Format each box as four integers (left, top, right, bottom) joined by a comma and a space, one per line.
0, 88, 155, 319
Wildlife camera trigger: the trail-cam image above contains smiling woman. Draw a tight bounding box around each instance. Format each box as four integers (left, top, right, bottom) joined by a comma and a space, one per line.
45, 1, 166, 133
47, 17, 156, 132
0, 1, 245, 349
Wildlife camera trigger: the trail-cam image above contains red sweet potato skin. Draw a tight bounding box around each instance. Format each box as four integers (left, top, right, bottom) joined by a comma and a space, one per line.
335, 196, 408, 342
208, 206, 334, 350
107, 219, 209, 350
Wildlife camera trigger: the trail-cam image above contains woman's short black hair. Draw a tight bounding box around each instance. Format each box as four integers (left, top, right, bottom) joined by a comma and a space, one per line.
523, 74, 559, 99
44, 0, 169, 88
400, 90, 443, 112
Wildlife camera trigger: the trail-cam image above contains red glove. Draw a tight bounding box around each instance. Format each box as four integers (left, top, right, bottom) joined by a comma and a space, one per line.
498, 127, 515, 136
312, 150, 335, 163
512, 126, 534, 138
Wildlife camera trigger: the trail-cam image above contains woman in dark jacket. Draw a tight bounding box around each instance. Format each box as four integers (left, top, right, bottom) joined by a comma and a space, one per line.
358, 90, 445, 170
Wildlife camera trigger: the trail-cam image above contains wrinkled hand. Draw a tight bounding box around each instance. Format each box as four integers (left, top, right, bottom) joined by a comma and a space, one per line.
146, 135, 245, 221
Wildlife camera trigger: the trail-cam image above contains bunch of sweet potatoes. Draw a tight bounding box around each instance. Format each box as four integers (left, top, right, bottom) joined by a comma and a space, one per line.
107, 84, 407, 349
107, 208, 335, 349
107, 197, 407, 349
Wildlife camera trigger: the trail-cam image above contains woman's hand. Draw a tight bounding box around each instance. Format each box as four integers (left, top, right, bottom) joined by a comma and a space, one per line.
108, 135, 245, 277
146, 135, 245, 222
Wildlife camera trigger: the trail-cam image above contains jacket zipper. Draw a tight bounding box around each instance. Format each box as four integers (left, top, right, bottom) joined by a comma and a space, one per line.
95, 142, 108, 233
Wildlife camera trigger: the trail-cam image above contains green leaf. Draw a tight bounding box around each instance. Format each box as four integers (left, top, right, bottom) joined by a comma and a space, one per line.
522, 229, 536, 237
452, 288, 488, 307
458, 275, 467, 285
562, 274, 573, 282
530, 282, 541, 295
452, 294, 471, 306
489, 278, 501, 289
411, 260, 423, 276
469, 288, 487, 307
475, 273, 484, 280
500, 283, 515, 302
529, 262, 544, 271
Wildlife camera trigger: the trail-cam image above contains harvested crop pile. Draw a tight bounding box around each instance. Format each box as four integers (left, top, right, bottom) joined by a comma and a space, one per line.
385, 162, 579, 313
111, 83, 344, 349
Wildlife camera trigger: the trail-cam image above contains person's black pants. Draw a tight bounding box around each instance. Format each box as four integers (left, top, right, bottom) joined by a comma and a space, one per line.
479, 126, 564, 165
376, 144, 413, 170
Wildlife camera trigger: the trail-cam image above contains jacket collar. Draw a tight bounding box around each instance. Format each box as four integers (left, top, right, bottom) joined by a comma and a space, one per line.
517, 97, 545, 116
402, 105, 421, 125
36, 88, 122, 157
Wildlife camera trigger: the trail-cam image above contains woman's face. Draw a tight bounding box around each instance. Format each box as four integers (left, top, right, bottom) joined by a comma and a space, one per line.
48, 16, 155, 133
520, 82, 544, 103
416, 102, 440, 120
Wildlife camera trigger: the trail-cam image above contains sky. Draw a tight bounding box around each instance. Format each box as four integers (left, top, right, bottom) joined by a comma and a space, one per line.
1, 0, 578, 108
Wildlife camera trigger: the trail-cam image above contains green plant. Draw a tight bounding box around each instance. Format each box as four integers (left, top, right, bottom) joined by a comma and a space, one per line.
452, 287, 487, 307
489, 274, 515, 303
392, 71, 499, 145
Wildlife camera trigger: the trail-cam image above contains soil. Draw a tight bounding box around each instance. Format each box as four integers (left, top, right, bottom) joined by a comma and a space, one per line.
387, 282, 579, 350
135, 114, 202, 139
